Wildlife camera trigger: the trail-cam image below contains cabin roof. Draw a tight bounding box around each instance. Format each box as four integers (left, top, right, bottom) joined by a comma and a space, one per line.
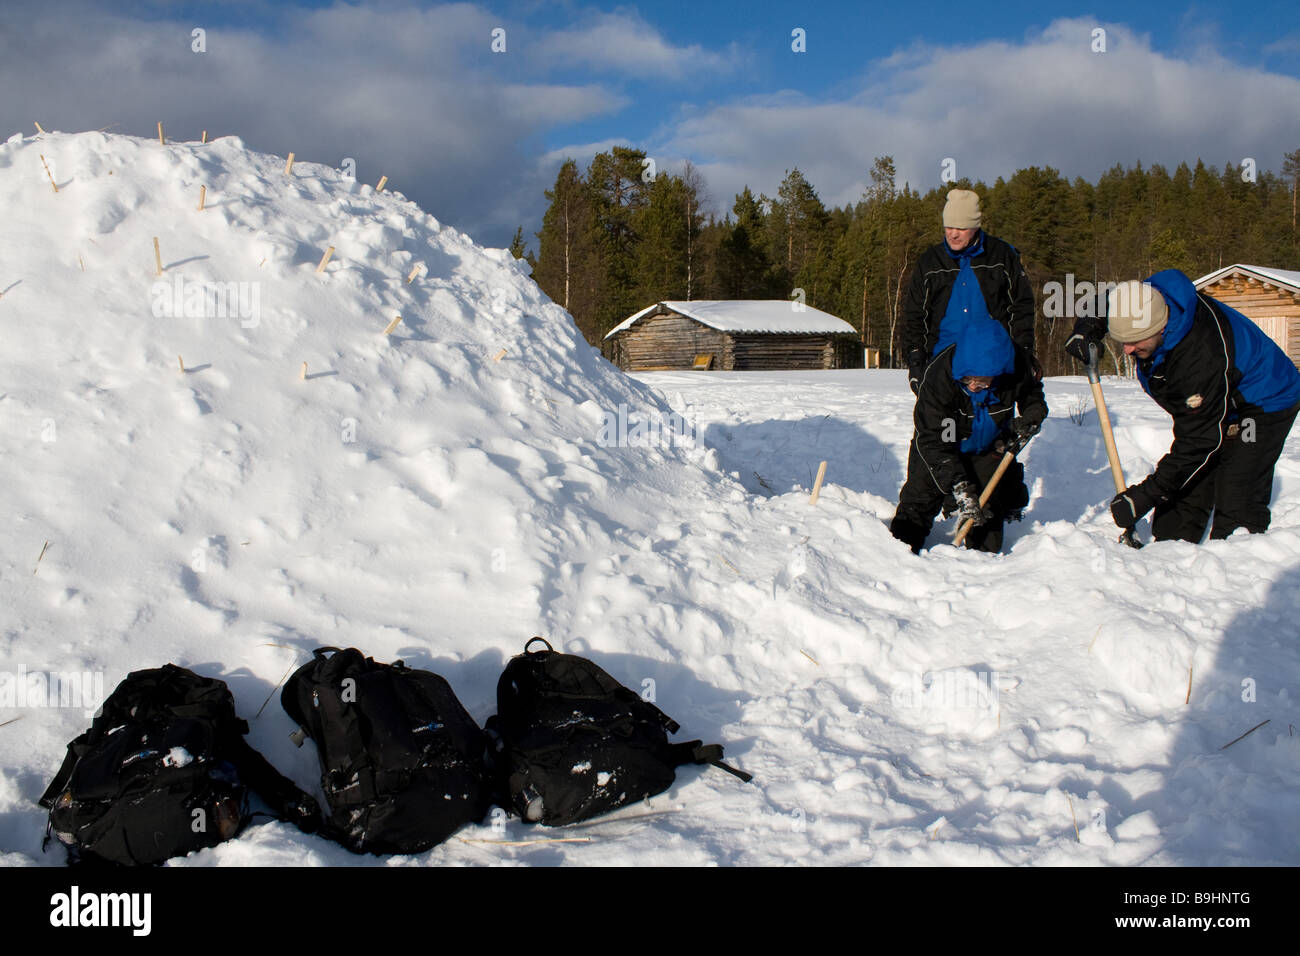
604, 300, 857, 339
1194, 264, 1300, 295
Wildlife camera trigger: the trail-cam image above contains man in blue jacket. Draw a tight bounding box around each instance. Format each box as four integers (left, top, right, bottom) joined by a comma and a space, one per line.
1067, 271, 1300, 542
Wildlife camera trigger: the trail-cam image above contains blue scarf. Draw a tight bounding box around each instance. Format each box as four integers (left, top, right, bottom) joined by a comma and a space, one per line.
960, 385, 999, 454
933, 232, 990, 360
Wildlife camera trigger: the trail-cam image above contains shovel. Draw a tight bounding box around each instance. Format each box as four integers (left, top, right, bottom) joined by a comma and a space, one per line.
1087, 342, 1144, 549
952, 449, 1017, 547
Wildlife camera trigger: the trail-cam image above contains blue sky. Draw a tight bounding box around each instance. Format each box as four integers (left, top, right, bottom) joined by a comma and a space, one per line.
3, 1, 1299, 248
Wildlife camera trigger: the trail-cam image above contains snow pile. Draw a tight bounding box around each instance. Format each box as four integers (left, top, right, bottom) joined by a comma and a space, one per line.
0, 129, 724, 864
1, 130, 1298, 867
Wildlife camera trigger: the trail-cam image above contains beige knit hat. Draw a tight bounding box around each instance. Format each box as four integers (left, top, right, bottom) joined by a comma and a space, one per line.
943, 189, 982, 229
1107, 281, 1170, 343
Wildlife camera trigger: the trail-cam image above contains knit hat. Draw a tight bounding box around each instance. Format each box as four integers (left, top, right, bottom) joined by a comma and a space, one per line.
951, 319, 1015, 382
1107, 281, 1169, 343
943, 189, 982, 229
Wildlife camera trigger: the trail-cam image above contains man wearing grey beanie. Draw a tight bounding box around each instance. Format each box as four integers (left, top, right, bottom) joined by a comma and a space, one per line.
900, 189, 1038, 394
1071, 272, 1300, 541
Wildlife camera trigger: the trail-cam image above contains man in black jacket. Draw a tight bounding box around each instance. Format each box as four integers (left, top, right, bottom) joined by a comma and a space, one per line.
1067, 272, 1300, 542
901, 189, 1038, 393
890, 318, 1048, 554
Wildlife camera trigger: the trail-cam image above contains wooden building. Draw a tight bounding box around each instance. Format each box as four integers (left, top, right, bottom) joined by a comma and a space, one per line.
603, 300, 863, 371
1194, 265, 1300, 369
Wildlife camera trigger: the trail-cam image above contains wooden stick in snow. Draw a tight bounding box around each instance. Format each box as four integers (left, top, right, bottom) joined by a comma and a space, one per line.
284, 152, 296, 175
493, 348, 507, 362
382, 315, 403, 335
299, 361, 308, 381
375, 175, 387, 192
198, 185, 206, 211
40, 154, 58, 192
157, 122, 165, 145
316, 246, 334, 273
34, 121, 45, 134
34, 540, 50, 574
1220, 719, 1270, 750
255, 659, 299, 718
809, 460, 828, 505
406, 263, 422, 284
153, 237, 163, 276
201, 130, 208, 144
178, 355, 185, 373
1087, 625, 1102, 654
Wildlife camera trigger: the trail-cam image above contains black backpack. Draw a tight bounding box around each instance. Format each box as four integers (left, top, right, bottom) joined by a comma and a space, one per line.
281, 647, 492, 854
39, 664, 321, 866
487, 638, 751, 827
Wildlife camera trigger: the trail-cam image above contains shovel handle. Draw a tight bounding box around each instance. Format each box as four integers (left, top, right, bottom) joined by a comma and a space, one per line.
953, 450, 1016, 547
1088, 344, 1145, 549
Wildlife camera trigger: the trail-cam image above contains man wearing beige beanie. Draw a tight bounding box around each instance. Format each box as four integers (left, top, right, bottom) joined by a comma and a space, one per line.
900, 188, 1037, 394
1069, 270, 1300, 542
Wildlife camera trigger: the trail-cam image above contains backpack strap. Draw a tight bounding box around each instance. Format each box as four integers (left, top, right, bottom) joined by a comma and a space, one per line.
669, 740, 753, 783
222, 732, 322, 833
525, 637, 554, 655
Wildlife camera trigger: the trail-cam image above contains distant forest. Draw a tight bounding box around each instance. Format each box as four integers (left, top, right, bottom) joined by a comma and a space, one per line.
515, 147, 1300, 377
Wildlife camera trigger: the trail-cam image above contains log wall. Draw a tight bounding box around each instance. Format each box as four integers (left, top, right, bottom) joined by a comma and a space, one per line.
608, 308, 865, 371
610, 314, 730, 370
1203, 276, 1300, 368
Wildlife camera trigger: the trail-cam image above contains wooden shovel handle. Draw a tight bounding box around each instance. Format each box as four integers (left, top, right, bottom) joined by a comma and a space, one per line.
1089, 378, 1127, 494
953, 450, 1016, 547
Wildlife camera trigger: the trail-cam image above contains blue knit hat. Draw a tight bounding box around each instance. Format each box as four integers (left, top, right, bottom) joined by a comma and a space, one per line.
951, 319, 1015, 381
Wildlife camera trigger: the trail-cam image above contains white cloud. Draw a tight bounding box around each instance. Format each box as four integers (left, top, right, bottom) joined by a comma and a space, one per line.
0, 0, 626, 246
532, 8, 742, 77
651, 18, 1300, 214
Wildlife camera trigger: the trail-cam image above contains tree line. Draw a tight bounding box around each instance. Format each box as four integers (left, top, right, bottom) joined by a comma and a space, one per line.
519, 146, 1300, 376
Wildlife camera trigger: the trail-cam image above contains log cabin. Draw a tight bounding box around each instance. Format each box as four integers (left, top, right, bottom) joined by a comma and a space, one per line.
603, 300, 863, 371
1194, 265, 1300, 369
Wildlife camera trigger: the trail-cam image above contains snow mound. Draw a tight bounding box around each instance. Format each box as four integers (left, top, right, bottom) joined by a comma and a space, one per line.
1, 128, 711, 663
0, 129, 729, 863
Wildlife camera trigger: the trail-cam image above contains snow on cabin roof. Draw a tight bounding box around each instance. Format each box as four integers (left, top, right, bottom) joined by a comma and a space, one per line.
1194, 264, 1300, 294
604, 300, 857, 339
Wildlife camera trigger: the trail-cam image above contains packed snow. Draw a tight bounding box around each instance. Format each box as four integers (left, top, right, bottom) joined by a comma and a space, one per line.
1, 130, 1297, 867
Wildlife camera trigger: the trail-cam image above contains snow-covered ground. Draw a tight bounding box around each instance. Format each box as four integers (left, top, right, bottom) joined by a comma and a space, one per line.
2, 131, 1297, 867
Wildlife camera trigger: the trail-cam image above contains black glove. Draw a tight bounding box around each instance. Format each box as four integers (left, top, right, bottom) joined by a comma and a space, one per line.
1064, 334, 1096, 365
951, 480, 987, 527
1064, 317, 1106, 364
1027, 352, 1043, 382
1110, 481, 1159, 530
908, 350, 927, 395
1008, 415, 1041, 451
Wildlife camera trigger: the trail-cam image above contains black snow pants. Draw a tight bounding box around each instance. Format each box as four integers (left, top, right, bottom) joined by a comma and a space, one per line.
890, 441, 1029, 554
1151, 402, 1298, 543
